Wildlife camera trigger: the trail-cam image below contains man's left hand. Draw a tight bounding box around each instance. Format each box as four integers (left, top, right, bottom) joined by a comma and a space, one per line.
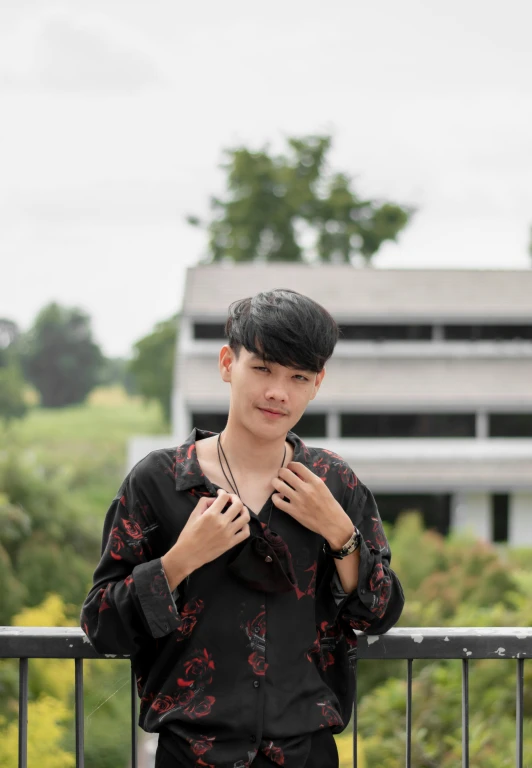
271, 461, 353, 546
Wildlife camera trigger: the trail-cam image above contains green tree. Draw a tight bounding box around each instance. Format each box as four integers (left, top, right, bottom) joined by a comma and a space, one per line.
0, 594, 132, 768
352, 512, 532, 767
0, 318, 21, 362
0, 443, 99, 623
19, 303, 104, 408
128, 313, 179, 425
0, 364, 28, 423
188, 134, 414, 265
97, 355, 138, 395
0, 318, 28, 423
0, 695, 75, 768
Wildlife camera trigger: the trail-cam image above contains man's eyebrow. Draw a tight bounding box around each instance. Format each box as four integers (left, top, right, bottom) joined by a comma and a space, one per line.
249, 353, 313, 374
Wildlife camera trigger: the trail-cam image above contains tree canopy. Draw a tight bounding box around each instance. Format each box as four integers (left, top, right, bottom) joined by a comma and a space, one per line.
0, 318, 28, 423
18, 303, 104, 408
188, 134, 414, 265
128, 313, 179, 425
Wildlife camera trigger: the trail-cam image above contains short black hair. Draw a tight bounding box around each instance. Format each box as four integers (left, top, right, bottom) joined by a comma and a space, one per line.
225, 289, 338, 372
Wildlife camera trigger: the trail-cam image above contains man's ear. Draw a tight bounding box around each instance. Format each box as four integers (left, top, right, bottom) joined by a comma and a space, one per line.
219, 344, 234, 383
309, 367, 326, 401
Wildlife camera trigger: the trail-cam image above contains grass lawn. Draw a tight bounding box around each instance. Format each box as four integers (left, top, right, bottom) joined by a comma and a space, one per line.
1, 385, 169, 517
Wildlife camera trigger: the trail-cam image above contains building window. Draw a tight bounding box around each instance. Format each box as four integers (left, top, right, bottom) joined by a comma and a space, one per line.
193, 323, 226, 340
191, 412, 228, 433
489, 414, 532, 438
340, 413, 476, 438
291, 413, 327, 438
443, 324, 532, 341
374, 493, 451, 536
338, 324, 432, 341
491, 494, 509, 543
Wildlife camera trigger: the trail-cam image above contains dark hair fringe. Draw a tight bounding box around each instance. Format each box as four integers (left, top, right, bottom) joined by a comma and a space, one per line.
225, 289, 338, 372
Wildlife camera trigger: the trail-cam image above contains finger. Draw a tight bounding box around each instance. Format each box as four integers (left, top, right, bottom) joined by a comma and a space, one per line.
211, 491, 238, 514
277, 467, 304, 490
271, 492, 292, 512
230, 508, 250, 530
200, 497, 217, 513
230, 503, 249, 526
222, 498, 245, 523
272, 476, 296, 500
234, 523, 250, 541
194, 496, 216, 514
286, 461, 317, 482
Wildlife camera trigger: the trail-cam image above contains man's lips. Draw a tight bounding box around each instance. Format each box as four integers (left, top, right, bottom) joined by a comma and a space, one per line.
259, 407, 286, 416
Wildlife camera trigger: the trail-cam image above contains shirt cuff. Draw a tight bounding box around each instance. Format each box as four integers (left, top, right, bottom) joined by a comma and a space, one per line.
330, 569, 349, 606
132, 558, 182, 639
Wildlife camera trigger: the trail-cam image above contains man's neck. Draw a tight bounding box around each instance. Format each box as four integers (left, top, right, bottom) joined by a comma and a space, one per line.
217, 418, 290, 477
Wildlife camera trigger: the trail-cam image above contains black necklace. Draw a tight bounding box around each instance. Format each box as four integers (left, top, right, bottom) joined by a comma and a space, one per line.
217, 431, 287, 529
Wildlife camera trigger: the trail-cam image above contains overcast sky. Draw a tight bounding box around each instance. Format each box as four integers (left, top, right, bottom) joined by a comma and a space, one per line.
1, 0, 531, 357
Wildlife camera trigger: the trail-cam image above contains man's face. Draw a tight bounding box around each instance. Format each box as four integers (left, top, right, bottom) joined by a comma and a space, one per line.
219, 345, 325, 437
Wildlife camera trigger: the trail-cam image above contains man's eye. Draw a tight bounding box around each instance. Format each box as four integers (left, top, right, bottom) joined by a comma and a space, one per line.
254, 366, 269, 372
295, 375, 309, 381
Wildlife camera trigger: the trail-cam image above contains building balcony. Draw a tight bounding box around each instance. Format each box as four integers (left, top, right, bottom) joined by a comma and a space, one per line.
1, 626, 529, 767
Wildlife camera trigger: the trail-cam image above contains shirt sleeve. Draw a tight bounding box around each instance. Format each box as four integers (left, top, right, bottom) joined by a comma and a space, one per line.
330, 474, 405, 636
79, 467, 184, 656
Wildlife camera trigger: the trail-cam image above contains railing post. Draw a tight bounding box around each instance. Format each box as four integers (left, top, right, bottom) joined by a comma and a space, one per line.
406, 659, 412, 768
74, 658, 84, 768
131, 667, 138, 768
18, 658, 28, 768
516, 657, 524, 768
352, 658, 358, 768
462, 658, 469, 768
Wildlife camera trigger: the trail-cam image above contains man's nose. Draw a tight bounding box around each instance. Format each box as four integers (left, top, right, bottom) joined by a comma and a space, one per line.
265, 386, 288, 402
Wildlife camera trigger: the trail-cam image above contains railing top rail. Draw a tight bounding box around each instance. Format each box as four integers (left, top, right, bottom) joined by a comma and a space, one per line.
1, 626, 531, 660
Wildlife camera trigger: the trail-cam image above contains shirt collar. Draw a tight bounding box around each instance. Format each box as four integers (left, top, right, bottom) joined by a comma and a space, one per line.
174, 426, 309, 492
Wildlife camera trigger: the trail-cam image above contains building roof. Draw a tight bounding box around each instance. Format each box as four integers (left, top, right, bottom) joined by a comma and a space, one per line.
181, 265, 532, 319
178, 355, 532, 408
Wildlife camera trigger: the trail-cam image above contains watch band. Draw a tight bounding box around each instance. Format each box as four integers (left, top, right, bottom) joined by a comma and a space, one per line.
323, 527, 361, 559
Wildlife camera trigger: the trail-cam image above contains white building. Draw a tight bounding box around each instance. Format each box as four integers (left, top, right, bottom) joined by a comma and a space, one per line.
129, 264, 532, 545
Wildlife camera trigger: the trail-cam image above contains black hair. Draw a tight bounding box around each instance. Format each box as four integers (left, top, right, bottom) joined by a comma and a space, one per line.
225, 289, 338, 372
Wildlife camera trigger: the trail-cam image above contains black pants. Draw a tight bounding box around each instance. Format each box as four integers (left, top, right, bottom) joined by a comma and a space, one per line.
155, 728, 339, 768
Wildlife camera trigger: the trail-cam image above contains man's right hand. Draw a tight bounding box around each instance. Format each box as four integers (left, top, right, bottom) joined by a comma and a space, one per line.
161, 491, 251, 591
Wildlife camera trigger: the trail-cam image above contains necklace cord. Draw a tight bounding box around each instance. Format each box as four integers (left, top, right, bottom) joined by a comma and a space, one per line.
217, 431, 287, 529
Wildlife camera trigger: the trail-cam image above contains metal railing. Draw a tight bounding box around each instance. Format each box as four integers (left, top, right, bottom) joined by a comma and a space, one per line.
0, 626, 530, 767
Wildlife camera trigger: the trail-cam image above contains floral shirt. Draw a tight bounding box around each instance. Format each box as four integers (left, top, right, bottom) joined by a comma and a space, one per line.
80, 428, 404, 768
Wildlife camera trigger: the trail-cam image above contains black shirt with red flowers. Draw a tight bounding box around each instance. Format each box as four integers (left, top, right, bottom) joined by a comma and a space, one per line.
80, 428, 404, 768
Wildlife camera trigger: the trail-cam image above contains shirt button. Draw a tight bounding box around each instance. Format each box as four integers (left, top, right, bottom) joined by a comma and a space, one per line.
361, 589, 366, 595
250, 734, 256, 743
265, 555, 273, 563
253, 680, 260, 688
163, 622, 169, 631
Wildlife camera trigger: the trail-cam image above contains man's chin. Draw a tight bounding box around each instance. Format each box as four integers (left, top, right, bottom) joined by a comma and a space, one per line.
253, 408, 297, 434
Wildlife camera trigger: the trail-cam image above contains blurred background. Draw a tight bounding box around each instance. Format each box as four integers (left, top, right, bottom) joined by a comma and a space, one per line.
1, 1, 532, 766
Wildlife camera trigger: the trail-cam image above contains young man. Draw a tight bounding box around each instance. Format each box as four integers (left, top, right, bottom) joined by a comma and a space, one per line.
81, 289, 404, 768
